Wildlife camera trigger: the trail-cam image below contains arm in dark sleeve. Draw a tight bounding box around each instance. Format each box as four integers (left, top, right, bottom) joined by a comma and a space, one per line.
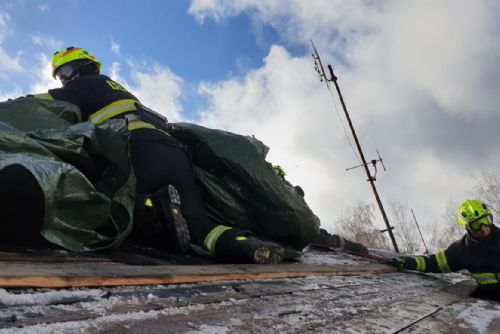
401, 242, 463, 273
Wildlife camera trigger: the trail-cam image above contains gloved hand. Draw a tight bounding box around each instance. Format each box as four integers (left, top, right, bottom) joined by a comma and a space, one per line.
382, 257, 406, 270
344, 240, 369, 255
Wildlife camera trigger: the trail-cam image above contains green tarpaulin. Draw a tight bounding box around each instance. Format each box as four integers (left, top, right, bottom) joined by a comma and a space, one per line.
169, 123, 320, 250
0, 99, 319, 252
0, 98, 135, 251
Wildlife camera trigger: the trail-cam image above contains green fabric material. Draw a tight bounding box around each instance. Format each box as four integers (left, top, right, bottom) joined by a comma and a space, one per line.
0, 98, 135, 251
168, 122, 321, 250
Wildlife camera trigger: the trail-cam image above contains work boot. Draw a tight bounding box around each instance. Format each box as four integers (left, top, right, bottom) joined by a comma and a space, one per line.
313, 228, 369, 255
313, 228, 344, 249
150, 185, 191, 254
215, 230, 285, 264
239, 236, 285, 264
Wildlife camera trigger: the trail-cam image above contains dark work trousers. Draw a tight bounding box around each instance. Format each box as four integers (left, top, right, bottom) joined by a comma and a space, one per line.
128, 128, 219, 249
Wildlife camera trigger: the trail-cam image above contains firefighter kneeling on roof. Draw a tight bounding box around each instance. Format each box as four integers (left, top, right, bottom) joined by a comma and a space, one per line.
33, 46, 284, 264
384, 199, 500, 302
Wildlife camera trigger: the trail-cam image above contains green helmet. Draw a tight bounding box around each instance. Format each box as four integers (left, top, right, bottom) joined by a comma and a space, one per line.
273, 164, 286, 178
457, 199, 493, 231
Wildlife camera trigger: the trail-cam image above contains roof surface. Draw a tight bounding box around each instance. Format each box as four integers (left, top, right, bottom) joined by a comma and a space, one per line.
0, 249, 498, 333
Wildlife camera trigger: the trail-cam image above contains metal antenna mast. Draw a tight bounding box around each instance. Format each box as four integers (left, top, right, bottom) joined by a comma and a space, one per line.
411, 209, 429, 254
311, 41, 400, 253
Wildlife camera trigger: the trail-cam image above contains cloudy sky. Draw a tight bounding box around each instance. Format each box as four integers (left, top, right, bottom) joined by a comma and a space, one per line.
1, 0, 499, 240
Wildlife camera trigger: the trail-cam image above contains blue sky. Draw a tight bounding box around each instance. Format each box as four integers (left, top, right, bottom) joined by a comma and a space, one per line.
4, 1, 268, 77
0, 0, 288, 116
2, 0, 500, 250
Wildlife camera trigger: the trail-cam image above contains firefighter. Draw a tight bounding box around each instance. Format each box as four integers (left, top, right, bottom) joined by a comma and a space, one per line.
384, 199, 500, 302
32, 46, 284, 264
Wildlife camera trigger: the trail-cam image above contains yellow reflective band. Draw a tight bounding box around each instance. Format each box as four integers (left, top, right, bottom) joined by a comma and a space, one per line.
204, 226, 232, 252
128, 120, 156, 131
33, 93, 54, 100
338, 236, 345, 250
414, 257, 421, 271
235, 236, 247, 241
414, 256, 426, 272
144, 198, 153, 207
471, 273, 500, 285
435, 251, 451, 273
89, 99, 138, 124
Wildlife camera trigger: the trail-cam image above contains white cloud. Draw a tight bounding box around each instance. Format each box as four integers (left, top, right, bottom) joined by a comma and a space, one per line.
108, 61, 125, 83
0, 48, 22, 73
190, 0, 500, 119
29, 53, 61, 93
189, 0, 500, 233
126, 63, 184, 122
0, 86, 22, 101
38, 4, 49, 12
31, 34, 63, 51
110, 36, 120, 55
197, 45, 368, 227
0, 11, 9, 42
0, 11, 22, 74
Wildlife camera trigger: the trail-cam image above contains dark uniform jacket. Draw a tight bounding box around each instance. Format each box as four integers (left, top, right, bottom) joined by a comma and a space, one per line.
35, 74, 149, 128
403, 225, 500, 301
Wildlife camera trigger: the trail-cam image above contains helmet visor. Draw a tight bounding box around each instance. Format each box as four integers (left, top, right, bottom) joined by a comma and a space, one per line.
55, 63, 76, 82
469, 214, 493, 231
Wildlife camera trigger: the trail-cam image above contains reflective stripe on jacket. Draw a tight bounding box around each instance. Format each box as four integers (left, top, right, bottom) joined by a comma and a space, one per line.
405, 225, 500, 291
35, 74, 165, 132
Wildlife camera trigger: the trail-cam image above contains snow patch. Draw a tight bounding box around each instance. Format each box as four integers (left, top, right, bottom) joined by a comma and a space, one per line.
0, 288, 105, 306
0, 303, 209, 334
301, 251, 366, 266
424, 272, 470, 285
185, 325, 229, 334
454, 300, 500, 334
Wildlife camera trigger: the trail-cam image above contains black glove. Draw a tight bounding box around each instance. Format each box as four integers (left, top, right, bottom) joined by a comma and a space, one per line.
344, 240, 369, 255
7, 95, 31, 101
382, 257, 406, 270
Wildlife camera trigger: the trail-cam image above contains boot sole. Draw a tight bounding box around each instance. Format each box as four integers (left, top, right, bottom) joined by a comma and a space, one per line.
167, 185, 191, 254
253, 245, 285, 264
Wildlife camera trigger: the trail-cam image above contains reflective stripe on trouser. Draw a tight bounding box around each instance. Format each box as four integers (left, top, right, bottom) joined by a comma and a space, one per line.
89, 99, 139, 124
128, 120, 156, 131
33, 93, 54, 100
204, 226, 233, 253
414, 256, 427, 272
127, 120, 171, 137
338, 236, 345, 250
435, 251, 451, 273
471, 273, 500, 285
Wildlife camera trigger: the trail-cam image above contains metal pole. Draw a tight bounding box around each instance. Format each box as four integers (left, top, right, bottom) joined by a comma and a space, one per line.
411, 209, 429, 254
327, 65, 400, 253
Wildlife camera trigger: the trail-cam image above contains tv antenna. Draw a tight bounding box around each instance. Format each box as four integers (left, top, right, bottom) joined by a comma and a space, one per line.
346, 149, 387, 181
311, 40, 399, 253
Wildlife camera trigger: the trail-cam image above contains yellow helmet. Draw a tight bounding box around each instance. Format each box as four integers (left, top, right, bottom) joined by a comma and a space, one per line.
51, 47, 102, 79
457, 199, 493, 231
273, 164, 286, 178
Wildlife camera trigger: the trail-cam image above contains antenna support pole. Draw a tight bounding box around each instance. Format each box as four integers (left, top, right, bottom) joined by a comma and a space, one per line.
327, 64, 400, 253
411, 209, 429, 254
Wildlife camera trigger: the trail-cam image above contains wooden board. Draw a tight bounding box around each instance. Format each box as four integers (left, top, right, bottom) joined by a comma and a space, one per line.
0, 260, 396, 288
